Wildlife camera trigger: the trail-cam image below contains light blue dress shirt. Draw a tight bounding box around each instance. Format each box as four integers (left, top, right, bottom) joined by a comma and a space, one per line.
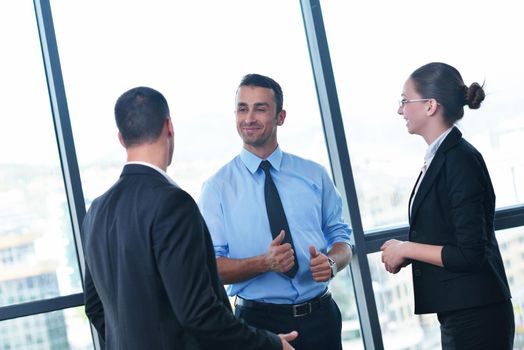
198, 146, 352, 304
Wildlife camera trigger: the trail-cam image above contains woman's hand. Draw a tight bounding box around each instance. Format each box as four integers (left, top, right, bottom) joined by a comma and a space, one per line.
380, 239, 410, 273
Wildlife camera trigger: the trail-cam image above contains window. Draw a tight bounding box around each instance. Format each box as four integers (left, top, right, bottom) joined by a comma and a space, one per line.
0, 308, 93, 350
322, 1, 524, 346
0, 0, 82, 308
498, 227, 524, 348
368, 251, 440, 349
0, 3, 85, 349
51, 0, 362, 348
322, 0, 524, 231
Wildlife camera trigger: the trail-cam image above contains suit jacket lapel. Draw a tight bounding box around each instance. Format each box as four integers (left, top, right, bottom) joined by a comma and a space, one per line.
410, 155, 445, 225
408, 170, 423, 223
409, 127, 462, 225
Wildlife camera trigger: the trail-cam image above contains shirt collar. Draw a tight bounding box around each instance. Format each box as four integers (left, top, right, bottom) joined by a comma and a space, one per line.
125, 161, 178, 186
424, 126, 454, 164
240, 146, 283, 174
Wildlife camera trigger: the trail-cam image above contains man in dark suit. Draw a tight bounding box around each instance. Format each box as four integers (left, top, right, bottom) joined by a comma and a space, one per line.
82, 86, 297, 349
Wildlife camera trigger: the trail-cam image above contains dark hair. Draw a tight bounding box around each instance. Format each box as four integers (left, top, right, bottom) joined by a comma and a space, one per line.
410, 62, 485, 125
114, 86, 170, 147
238, 73, 284, 114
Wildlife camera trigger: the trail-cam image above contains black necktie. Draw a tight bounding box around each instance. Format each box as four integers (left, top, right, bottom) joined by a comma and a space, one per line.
259, 160, 298, 278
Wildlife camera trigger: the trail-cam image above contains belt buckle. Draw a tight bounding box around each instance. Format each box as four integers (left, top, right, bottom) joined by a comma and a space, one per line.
292, 302, 311, 317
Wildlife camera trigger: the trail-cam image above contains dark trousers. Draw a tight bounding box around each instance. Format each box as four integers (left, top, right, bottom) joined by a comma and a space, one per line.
437, 299, 514, 350
234, 296, 343, 350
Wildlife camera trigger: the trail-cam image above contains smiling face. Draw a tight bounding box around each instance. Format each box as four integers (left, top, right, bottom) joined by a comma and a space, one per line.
398, 79, 432, 137
235, 85, 285, 159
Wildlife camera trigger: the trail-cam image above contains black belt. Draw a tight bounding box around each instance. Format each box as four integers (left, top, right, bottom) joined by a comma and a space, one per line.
234, 290, 332, 317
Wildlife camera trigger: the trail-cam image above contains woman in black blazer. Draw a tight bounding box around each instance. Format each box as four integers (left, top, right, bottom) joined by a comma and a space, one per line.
381, 62, 514, 349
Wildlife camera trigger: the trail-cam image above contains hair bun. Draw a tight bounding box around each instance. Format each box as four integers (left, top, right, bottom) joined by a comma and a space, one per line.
464, 82, 485, 109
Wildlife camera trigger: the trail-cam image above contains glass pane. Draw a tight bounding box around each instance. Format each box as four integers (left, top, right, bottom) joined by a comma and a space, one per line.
0, 0, 82, 310
322, 0, 524, 231
331, 269, 364, 349
498, 226, 524, 348
368, 252, 440, 349
51, 0, 362, 347
0, 307, 94, 350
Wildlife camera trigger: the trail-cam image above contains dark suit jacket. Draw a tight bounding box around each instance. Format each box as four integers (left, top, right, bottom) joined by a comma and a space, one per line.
409, 127, 511, 314
82, 164, 280, 349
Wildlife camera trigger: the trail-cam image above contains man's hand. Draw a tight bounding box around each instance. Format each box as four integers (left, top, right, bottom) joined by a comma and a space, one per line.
309, 245, 331, 282
265, 230, 295, 273
279, 331, 298, 350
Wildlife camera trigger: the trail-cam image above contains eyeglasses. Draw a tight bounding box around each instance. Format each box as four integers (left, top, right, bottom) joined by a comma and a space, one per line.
398, 98, 430, 108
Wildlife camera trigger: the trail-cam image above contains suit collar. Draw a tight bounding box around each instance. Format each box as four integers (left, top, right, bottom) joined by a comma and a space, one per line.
409, 126, 462, 225
121, 163, 177, 186
437, 126, 462, 153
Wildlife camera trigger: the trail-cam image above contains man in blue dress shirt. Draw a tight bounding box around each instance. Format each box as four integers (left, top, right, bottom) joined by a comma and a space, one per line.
198, 74, 353, 350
